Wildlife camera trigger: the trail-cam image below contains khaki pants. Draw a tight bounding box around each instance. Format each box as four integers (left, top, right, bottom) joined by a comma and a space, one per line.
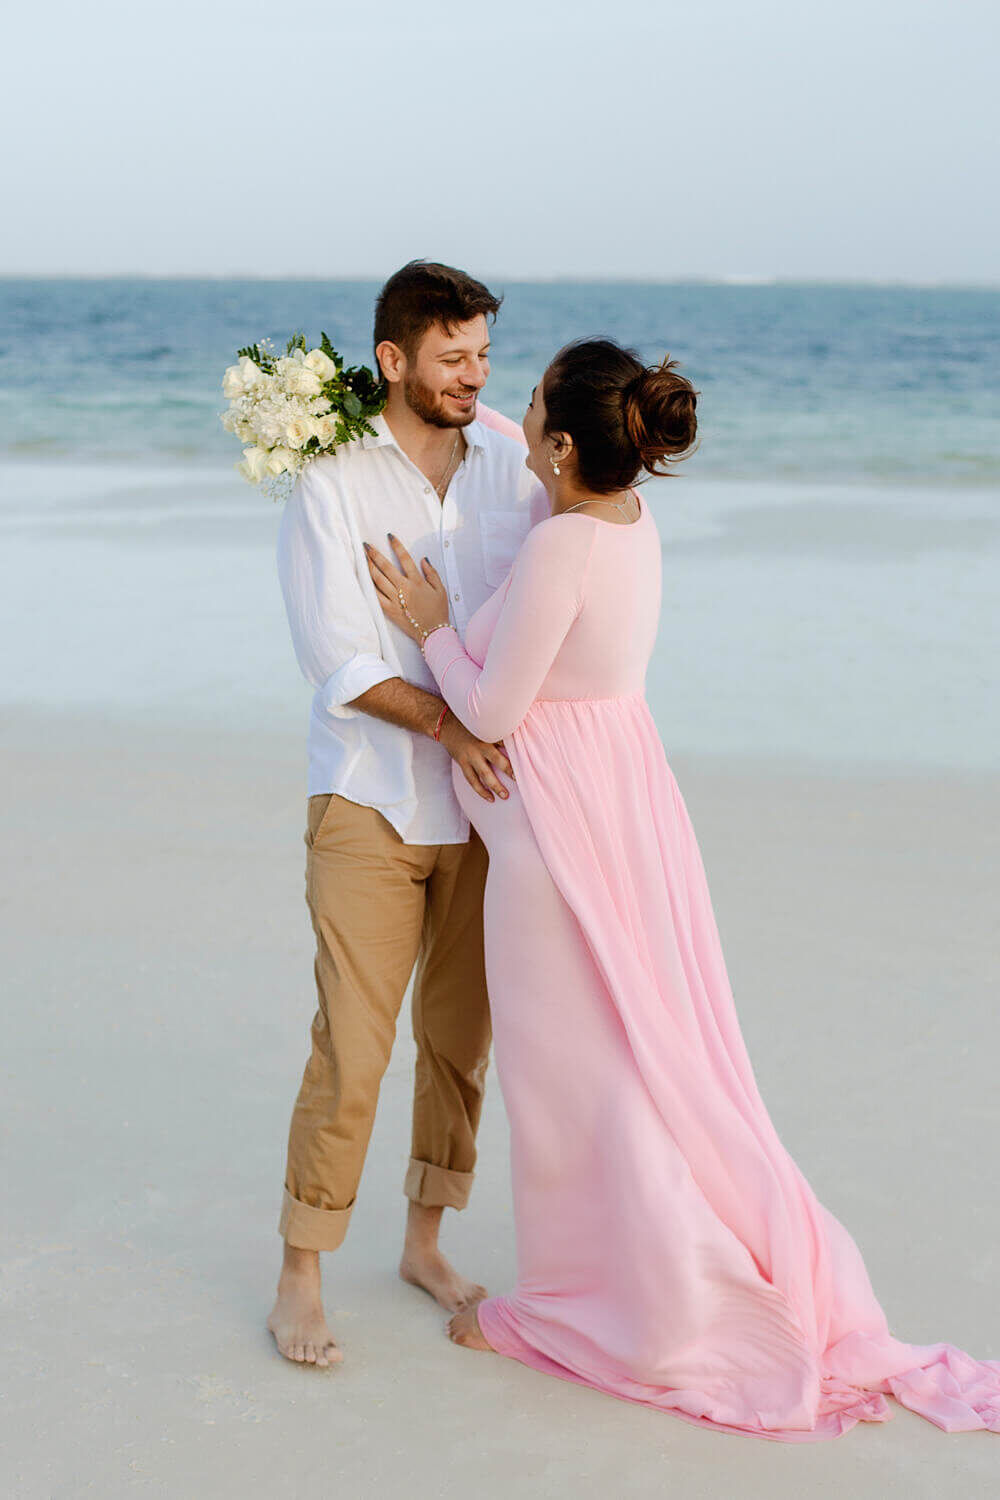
278, 793, 492, 1251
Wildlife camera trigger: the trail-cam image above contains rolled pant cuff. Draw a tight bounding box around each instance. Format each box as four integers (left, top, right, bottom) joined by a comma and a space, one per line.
278, 1186, 354, 1251
404, 1157, 474, 1210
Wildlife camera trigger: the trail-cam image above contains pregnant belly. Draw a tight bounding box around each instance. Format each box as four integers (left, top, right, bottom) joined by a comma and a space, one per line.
451, 757, 531, 860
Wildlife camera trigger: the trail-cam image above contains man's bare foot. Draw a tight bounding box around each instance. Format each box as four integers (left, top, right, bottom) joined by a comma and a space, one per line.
447, 1301, 492, 1351
399, 1246, 487, 1312
399, 1201, 487, 1313
267, 1243, 342, 1368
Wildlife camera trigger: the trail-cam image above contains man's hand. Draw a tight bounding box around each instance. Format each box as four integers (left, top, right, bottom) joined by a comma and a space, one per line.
438, 712, 513, 803
345, 680, 513, 804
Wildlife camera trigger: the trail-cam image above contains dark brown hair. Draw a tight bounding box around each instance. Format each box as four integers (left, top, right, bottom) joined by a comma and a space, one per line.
543, 338, 699, 493
373, 260, 503, 372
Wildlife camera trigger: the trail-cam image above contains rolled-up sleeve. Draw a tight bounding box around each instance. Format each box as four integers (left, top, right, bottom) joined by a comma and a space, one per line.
276, 461, 397, 718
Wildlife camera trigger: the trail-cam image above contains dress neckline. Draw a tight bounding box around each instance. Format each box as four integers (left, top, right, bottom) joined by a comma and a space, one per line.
560, 487, 645, 529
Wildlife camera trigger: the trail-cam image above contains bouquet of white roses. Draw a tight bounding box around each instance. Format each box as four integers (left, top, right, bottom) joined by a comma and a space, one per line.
220, 332, 385, 498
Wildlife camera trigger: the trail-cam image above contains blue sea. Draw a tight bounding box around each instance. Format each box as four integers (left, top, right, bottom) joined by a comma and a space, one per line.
1, 279, 997, 772
2, 278, 998, 484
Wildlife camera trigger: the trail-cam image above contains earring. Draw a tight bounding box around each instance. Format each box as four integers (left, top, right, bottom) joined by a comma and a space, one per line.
550, 455, 561, 476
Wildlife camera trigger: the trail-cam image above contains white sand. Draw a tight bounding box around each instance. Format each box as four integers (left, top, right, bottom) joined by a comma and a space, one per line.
2, 709, 998, 1498
2, 461, 997, 1492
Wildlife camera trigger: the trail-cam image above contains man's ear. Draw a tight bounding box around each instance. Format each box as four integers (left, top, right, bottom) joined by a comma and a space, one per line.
376, 340, 405, 385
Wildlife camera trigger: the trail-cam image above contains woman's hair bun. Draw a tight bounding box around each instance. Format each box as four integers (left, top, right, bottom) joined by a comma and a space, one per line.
542, 338, 698, 494
622, 357, 699, 476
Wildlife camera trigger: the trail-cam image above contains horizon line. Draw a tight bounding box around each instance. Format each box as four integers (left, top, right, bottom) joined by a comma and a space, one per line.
1, 272, 998, 291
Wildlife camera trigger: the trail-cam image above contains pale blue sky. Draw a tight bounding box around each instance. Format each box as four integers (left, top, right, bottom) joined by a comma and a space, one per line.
4, 0, 997, 281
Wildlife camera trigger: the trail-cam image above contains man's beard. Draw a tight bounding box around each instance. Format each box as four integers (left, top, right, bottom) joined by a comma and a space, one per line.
403, 371, 476, 429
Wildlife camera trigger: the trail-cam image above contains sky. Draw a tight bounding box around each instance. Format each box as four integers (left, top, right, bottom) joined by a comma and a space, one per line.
4, 0, 998, 283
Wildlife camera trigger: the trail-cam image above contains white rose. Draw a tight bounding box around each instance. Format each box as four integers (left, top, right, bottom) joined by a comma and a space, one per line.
312, 414, 339, 446
276, 356, 321, 396
284, 416, 312, 450
303, 348, 338, 382
237, 446, 271, 484
238, 355, 264, 389
290, 367, 323, 397
222, 364, 245, 400
266, 447, 297, 477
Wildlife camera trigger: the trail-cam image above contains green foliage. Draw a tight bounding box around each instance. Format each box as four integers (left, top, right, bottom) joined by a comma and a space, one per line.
236, 340, 276, 372
318, 330, 343, 371
316, 330, 385, 441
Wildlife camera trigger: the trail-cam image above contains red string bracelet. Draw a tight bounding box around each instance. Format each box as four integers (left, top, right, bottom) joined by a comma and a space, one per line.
433, 706, 449, 741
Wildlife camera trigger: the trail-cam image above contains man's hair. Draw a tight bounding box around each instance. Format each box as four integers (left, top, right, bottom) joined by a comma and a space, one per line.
373, 260, 502, 372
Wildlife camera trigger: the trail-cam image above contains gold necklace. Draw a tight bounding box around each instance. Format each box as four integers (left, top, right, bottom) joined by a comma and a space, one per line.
433, 434, 461, 499
562, 488, 638, 519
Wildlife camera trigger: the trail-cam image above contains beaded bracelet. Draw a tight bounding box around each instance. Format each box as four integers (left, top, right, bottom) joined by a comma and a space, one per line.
396, 586, 451, 653
419, 622, 452, 653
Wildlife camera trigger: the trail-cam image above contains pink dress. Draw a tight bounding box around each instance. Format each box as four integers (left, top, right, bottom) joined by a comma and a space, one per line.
421, 491, 1000, 1442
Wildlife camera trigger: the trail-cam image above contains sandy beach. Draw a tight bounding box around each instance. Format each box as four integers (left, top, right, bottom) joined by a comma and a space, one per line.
6, 0, 1000, 1472
2, 465, 998, 1496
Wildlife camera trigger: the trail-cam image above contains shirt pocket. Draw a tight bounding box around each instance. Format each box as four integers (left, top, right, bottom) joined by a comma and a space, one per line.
479, 509, 533, 587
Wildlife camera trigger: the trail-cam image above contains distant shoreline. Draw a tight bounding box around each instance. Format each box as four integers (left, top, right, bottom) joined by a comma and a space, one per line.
2, 454, 999, 493
2, 273, 1000, 291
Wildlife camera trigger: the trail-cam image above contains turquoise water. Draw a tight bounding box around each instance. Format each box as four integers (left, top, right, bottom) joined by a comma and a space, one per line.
2, 279, 998, 483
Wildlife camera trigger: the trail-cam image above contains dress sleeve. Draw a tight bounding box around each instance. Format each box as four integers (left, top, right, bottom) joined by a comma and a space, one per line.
277, 460, 398, 718
422, 517, 596, 742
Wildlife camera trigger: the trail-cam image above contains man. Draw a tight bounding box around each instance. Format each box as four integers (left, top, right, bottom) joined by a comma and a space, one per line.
267, 261, 546, 1367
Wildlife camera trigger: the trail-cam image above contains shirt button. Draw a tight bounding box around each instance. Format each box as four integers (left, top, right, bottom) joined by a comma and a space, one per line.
424, 486, 431, 495
453, 592, 461, 601
444, 540, 450, 548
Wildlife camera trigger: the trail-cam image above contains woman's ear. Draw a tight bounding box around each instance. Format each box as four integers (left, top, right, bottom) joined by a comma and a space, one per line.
550, 430, 573, 464
376, 340, 405, 385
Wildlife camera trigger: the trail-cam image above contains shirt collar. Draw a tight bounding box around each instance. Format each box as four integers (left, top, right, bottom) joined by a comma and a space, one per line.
360, 409, 487, 453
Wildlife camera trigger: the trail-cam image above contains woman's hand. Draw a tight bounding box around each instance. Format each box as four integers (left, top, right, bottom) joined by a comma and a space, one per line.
364, 534, 450, 644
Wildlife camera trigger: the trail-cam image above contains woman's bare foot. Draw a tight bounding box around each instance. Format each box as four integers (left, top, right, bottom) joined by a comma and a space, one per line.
447, 1301, 492, 1351
398, 1201, 487, 1313
267, 1243, 342, 1368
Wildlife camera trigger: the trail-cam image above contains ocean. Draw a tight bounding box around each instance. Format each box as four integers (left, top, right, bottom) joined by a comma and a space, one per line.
2, 278, 999, 484
0, 279, 997, 772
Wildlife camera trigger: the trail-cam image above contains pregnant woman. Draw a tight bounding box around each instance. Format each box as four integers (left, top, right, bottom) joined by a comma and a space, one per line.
363, 338, 1000, 1442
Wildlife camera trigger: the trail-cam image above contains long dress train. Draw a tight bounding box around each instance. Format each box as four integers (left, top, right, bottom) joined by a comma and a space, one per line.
421, 490, 1000, 1441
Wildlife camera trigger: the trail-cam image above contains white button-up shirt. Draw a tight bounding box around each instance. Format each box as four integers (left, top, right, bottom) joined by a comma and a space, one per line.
276, 409, 548, 843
